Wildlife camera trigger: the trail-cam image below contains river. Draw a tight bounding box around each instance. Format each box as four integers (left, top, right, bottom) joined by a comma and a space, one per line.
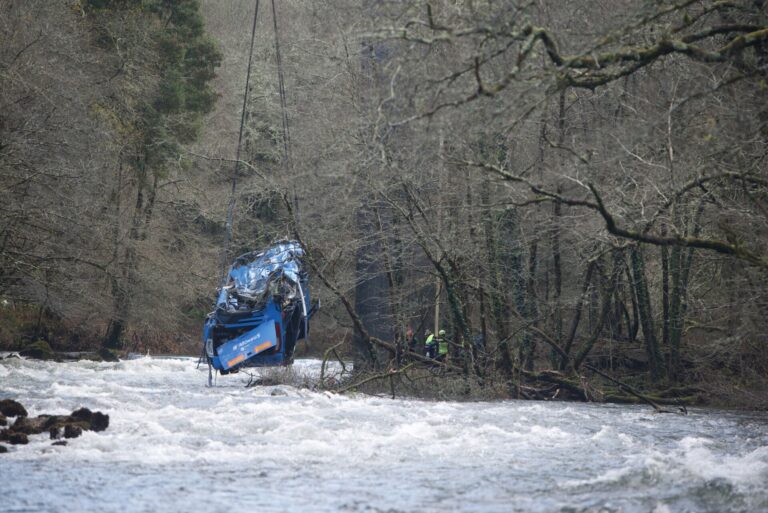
0, 356, 766, 513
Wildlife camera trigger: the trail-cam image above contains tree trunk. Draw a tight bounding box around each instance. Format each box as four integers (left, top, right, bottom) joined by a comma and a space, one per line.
668, 201, 704, 380
661, 225, 670, 348
560, 259, 596, 370
352, 200, 391, 371
551, 91, 566, 361
105, 159, 152, 350
374, 202, 403, 366
573, 250, 623, 370
630, 246, 665, 380
483, 180, 513, 378
500, 208, 534, 371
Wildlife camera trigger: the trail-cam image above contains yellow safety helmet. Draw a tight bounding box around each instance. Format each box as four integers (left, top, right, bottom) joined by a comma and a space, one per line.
438, 329, 446, 336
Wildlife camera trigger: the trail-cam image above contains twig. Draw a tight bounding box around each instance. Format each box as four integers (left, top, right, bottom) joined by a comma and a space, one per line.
320, 341, 345, 388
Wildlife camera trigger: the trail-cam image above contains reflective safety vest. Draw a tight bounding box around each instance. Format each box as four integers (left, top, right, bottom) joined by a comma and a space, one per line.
438, 337, 448, 355
425, 334, 435, 346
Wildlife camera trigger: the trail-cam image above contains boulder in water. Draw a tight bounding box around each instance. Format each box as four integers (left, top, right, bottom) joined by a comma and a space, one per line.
8, 432, 28, 445
0, 444, 7, 453
11, 415, 52, 434
71, 407, 110, 432
97, 348, 120, 362
64, 425, 83, 439
18, 339, 55, 361
0, 399, 27, 418
0, 401, 109, 447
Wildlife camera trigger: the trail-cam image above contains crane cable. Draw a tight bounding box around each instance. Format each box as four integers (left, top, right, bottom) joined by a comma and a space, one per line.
221, 0, 261, 285
216, 1, 308, 356
207, 0, 259, 382
270, 0, 300, 221
271, 0, 292, 175
222, 0, 296, 285
271, 0, 307, 347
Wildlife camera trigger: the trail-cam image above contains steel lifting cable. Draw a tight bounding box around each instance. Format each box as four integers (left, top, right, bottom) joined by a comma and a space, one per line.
271, 0, 292, 172
221, 0, 261, 285
209, 0, 308, 374
205, 0, 260, 382
221, 0, 293, 283
270, 0, 300, 219
271, 0, 308, 347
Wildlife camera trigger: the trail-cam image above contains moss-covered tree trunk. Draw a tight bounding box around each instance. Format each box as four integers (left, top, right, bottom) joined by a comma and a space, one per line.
630, 246, 665, 380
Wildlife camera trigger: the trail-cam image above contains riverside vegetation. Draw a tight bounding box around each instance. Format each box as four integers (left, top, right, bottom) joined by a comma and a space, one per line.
1, 0, 767, 409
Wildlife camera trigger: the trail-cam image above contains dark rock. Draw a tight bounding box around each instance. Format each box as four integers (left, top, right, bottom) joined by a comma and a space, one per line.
63, 425, 82, 439
19, 339, 55, 360
97, 347, 120, 362
0, 399, 28, 418
51, 441, 67, 447
0, 403, 109, 448
0, 414, 6, 426
9, 432, 28, 445
12, 415, 51, 435
8, 417, 29, 435
70, 408, 109, 431
42, 415, 65, 430
0, 444, 7, 453
71, 407, 93, 422
90, 412, 109, 432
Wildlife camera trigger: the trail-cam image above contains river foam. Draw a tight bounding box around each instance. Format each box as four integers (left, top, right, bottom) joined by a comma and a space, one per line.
1, 356, 767, 513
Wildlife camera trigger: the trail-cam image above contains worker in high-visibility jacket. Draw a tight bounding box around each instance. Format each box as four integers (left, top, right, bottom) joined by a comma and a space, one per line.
436, 329, 448, 361
424, 329, 436, 359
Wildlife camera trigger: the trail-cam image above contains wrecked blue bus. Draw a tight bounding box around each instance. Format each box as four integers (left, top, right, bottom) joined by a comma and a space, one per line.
202, 240, 315, 378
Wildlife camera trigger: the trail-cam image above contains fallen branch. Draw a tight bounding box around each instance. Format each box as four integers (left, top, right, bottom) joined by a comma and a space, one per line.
520, 369, 592, 401
337, 362, 417, 395
584, 364, 681, 413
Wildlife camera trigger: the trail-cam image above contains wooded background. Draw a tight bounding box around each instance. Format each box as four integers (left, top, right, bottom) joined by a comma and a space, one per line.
2, 0, 767, 404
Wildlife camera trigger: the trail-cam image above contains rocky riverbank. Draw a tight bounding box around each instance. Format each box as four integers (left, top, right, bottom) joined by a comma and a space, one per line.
0, 399, 110, 452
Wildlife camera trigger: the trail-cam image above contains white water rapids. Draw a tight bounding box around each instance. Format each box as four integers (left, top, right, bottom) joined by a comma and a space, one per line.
1, 356, 767, 513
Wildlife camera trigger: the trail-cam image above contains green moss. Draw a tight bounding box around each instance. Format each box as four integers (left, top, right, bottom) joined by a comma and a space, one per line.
19, 339, 55, 361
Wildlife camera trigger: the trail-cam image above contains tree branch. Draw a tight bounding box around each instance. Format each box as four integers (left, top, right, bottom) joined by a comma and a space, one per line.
588, 183, 768, 268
